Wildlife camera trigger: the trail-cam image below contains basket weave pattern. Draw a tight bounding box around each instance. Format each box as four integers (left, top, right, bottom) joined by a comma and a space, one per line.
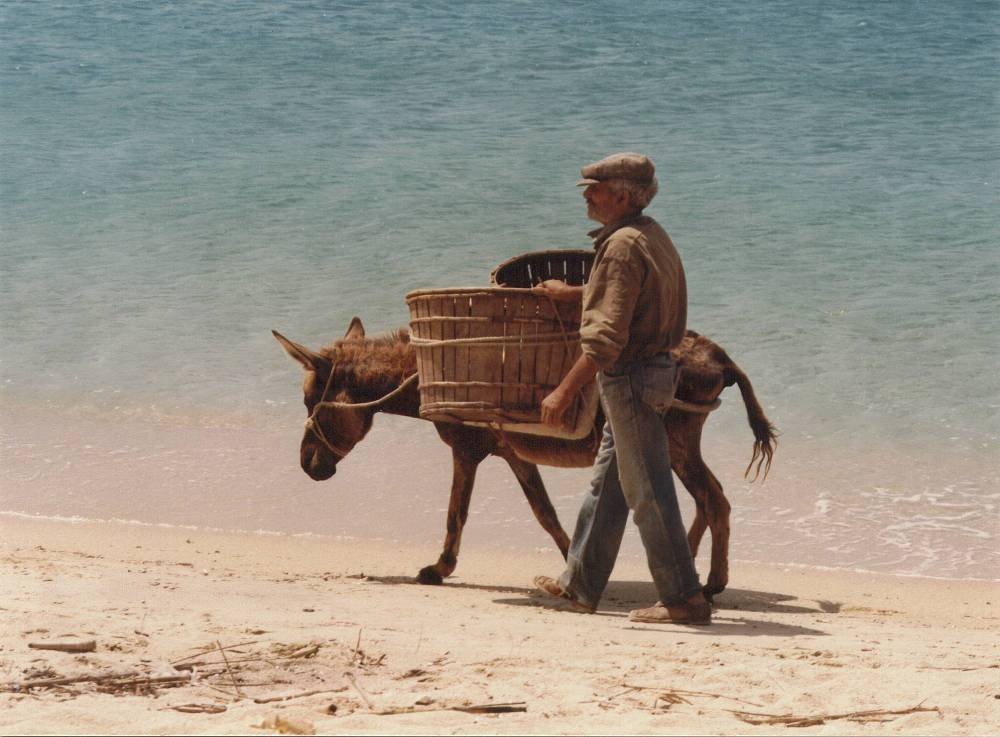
406, 287, 590, 433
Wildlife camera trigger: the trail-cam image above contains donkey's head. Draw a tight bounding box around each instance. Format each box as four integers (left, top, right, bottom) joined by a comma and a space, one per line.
273, 317, 376, 481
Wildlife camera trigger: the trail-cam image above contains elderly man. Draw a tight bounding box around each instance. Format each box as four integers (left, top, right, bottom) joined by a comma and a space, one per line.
531, 152, 710, 625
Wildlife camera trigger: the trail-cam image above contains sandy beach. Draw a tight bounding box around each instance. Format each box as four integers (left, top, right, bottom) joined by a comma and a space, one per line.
5, 2, 998, 735
1, 514, 997, 736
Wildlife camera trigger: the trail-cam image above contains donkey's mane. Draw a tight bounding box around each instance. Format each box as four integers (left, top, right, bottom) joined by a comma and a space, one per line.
319, 328, 415, 398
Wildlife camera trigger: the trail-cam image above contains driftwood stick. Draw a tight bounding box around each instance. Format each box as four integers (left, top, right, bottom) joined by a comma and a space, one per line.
731, 704, 940, 727
160, 703, 228, 714
345, 672, 375, 710
253, 688, 345, 704
453, 702, 528, 714
6, 671, 193, 692
287, 644, 320, 659
216, 640, 244, 700
7, 671, 140, 691
370, 701, 528, 716
28, 640, 96, 653
175, 652, 321, 670
102, 675, 194, 691
353, 629, 363, 663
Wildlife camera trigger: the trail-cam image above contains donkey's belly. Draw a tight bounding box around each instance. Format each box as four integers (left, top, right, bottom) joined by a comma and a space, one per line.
507, 432, 599, 469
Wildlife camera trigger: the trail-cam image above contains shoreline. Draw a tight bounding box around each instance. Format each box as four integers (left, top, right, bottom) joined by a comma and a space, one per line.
2, 510, 997, 586
2, 514, 998, 735
2, 400, 996, 583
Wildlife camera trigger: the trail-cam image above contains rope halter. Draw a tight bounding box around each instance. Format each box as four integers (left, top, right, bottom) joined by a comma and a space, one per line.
304, 366, 419, 459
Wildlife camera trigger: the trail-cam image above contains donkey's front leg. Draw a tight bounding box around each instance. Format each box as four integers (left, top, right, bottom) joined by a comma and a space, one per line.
500, 451, 570, 558
417, 444, 489, 585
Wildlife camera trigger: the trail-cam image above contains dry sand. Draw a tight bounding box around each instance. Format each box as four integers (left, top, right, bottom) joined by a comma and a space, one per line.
1, 514, 997, 735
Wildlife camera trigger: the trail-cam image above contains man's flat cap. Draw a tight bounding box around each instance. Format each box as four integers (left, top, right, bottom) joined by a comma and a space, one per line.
577, 152, 655, 186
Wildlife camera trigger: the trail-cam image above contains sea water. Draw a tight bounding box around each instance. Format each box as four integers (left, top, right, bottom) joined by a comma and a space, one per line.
2, 1, 997, 580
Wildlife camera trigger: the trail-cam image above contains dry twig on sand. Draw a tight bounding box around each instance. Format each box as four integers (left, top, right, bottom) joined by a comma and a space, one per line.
27, 640, 96, 653
216, 640, 244, 700
730, 703, 940, 727
5, 672, 195, 693
160, 703, 228, 714
619, 682, 765, 708
368, 702, 528, 716
345, 672, 375, 710
253, 688, 345, 704
346, 671, 525, 716
170, 640, 261, 666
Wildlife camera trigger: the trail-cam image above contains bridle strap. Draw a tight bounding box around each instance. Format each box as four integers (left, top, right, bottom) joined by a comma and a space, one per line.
304, 414, 356, 457
304, 368, 419, 458
304, 360, 354, 457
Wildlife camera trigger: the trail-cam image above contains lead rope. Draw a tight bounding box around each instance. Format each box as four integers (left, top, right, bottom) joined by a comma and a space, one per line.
544, 295, 574, 356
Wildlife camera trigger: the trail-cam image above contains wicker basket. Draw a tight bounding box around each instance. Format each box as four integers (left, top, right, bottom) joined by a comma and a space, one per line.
490, 248, 595, 288
405, 287, 598, 439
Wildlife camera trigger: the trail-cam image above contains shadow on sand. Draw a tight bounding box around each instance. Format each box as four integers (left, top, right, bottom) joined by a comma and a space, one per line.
351, 574, 833, 638
346, 573, 530, 596
493, 594, 829, 638
561, 581, 840, 615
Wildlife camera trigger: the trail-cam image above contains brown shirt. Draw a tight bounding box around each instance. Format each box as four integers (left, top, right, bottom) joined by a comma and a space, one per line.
579, 214, 687, 373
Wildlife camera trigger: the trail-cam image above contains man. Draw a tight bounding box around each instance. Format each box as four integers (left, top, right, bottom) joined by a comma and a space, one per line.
531, 152, 710, 625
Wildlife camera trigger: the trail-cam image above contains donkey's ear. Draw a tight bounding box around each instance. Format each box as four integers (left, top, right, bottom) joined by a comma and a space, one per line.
344, 316, 366, 340
272, 330, 324, 371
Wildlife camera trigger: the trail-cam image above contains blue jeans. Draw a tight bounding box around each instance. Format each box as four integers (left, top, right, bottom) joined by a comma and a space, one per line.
557, 355, 701, 608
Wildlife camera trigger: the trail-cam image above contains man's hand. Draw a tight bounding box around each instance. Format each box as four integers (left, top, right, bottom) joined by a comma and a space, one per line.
531, 279, 583, 303
538, 353, 601, 429
540, 386, 575, 428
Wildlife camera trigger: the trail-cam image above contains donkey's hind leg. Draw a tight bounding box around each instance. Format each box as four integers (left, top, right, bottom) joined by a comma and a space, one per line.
417, 441, 490, 585
673, 459, 731, 598
501, 452, 570, 558
686, 499, 710, 560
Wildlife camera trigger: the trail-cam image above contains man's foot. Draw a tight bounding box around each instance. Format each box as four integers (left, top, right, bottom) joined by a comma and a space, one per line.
532, 575, 596, 614
629, 596, 711, 626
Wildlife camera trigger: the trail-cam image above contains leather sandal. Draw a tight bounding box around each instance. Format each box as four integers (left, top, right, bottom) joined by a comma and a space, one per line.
532, 575, 596, 614
629, 601, 712, 626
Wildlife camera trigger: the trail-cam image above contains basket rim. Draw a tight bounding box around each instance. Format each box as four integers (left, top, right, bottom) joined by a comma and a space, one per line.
489, 248, 595, 284
405, 286, 547, 302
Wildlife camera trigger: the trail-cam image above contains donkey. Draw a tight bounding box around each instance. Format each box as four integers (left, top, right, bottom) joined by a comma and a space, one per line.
273, 317, 776, 597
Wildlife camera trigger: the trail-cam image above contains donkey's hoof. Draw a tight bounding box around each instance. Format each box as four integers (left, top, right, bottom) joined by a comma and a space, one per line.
703, 581, 726, 602
417, 566, 443, 585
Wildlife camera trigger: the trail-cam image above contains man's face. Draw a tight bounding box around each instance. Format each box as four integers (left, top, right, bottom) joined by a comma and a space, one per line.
583, 181, 629, 224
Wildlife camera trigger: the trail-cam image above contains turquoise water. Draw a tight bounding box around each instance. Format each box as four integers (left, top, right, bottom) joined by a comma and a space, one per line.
2, 2, 997, 578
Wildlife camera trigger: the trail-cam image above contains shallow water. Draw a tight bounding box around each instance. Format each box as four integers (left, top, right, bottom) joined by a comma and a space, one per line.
1, 1, 997, 579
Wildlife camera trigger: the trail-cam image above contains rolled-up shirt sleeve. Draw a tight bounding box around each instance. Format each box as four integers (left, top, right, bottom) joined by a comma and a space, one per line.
579, 243, 644, 370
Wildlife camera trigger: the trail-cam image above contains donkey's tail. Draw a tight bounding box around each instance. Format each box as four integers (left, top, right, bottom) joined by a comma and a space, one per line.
727, 365, 778, 482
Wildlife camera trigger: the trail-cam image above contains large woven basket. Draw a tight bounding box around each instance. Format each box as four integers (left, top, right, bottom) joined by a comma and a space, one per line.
490, 248, 595, 288
405, 287, 598, 439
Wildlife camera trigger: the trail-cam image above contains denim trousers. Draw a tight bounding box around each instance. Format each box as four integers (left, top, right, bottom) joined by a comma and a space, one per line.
557, 355, 702, 608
